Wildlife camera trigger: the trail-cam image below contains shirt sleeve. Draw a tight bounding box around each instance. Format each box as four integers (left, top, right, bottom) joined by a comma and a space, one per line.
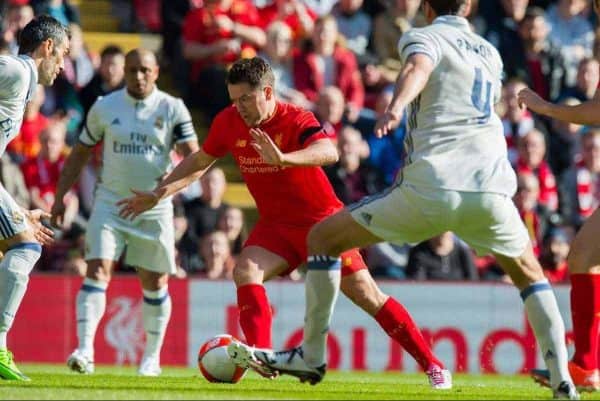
202, 111, 230, 157
172, 98, 197, 145
295, 110, 330, 148
397, 29, 442, 68
79, 99, 105, 146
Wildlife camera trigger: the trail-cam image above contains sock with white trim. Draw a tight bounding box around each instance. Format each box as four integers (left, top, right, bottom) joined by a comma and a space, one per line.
76, 277, 108, 360
302, 255, 341, 368
142, 286, 171, 362
0, 243, 41, 349
521, 280, 572, 389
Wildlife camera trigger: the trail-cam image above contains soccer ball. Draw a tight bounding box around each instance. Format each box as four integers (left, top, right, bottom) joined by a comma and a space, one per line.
198, 334, 248, 383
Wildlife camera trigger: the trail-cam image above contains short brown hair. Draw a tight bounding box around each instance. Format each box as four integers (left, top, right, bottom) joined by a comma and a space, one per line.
226, 57, 275, 89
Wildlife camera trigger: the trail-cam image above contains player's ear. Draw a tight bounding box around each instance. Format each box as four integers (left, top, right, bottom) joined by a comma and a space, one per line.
264, 85, 273, 100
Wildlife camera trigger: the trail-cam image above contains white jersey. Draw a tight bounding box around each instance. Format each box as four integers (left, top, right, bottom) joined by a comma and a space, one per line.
397, 16, 516, 196
0, 55, 38, 156
80, 87, 196, 216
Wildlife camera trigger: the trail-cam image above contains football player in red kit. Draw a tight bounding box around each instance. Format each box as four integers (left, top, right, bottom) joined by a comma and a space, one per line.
117, 57, 451, 389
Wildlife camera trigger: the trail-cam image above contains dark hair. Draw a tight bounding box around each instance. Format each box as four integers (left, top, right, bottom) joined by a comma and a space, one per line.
226, 57, 275, 89
523, 6, 546, 22
424, 0, 469, 16
100, 44, 124, 60
18, 15, 69, 55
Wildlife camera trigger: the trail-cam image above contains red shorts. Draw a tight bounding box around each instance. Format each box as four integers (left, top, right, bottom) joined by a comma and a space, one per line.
244, 220, 367, 277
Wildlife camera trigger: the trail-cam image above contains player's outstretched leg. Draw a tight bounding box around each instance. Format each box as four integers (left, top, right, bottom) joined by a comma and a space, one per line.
340, 255, 452, 390
0, 242, 42, 381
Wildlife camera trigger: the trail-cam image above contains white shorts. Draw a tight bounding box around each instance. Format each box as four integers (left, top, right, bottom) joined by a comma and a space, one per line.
0, 185, 28, 240
349, 183, 530, 258
85, 199, 176, 274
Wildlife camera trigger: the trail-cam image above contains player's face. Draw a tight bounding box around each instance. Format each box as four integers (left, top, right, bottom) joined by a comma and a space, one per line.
38, 38, 70, 86
228, 82, 273, 127
124, 53, 159, 99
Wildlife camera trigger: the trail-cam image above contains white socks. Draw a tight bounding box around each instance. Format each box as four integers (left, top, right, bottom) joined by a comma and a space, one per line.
142, 286, 171, 361
302, 256, 341, 367
521, 280, 571, 389
76, 277, 107, 360
0, 243, 41, 349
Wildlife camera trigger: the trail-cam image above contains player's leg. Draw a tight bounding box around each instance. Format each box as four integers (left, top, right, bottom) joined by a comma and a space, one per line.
136, 268, 170, 377
456, 192, 577, 399
233, 221, 291, 349
562, 209, 600, 389
0, 186, 43, 381
339, 258, 451, 389
68, 258, 116, 374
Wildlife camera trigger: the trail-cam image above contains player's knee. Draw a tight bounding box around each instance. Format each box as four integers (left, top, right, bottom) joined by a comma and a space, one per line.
232, 258, 262, 286
307, 222, 334, 254
567, 245, 598, 274
86, 262, 112, 283
1, 242, 42, 276
341, 273, 386, 315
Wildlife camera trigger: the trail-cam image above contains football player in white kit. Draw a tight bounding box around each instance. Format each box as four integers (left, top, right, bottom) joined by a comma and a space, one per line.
50, 48, 199, 376
0, 15, 68, 381
226, 1, 579, 399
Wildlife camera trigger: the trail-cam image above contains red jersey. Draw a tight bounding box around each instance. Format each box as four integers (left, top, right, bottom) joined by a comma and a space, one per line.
203, 102, 343, 225
21, 154, 66, 206
257, 3, 317, 40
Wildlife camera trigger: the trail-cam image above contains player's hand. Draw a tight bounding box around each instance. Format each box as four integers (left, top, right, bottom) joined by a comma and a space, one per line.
116, 189, 159, 220
215, 15, 235, 32
50, 200, 66, 229
249, 128, 287, 166
374, 109, 402, 138
25, 209, 54, 245
517, 88, 548, 115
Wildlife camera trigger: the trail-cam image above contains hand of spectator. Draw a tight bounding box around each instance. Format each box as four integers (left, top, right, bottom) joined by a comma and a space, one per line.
214, 39, 241, 55
116, 189, 159, 220
25, 209, 54, 245
50, 200, 66, 229
249, 128, 286, 166
215, 15, 235, 32
517, 88, 549, 116
374, 109, 402, 138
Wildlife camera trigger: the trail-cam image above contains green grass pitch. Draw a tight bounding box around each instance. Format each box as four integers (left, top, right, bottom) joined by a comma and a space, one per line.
1, 364, 600, 400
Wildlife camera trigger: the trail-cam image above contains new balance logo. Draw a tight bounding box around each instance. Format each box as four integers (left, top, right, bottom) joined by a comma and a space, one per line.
111, 118, 121, 125
236, 139, 247, 147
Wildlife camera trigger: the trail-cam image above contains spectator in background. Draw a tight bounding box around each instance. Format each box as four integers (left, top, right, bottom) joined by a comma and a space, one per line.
259, 21, 311, 109
7, 84, 47, 162
31, 0, 80, 26
78, 45, 125, 119
513, 172, 557, 257
182, 0, 266, 120
324, 125, 385, 205
21, 120, 79, 229
216, 206, 246, 255
546, 0, 594, 87
301, 0, 337, 16
331, 0, 371, 57
485, 0, 529, 68
539, 226, 572, 283
546, 97, 583, 180
515, 128, 559, 212
1, 2, 34, 55
559, 128, 600, 229
293, 15, 364, 123
314, 85, 346, 139
191, 230, 236, 279
184, 166, 230, 243
501, 78, 549, 164
406, 232, 479, 281
358, 52, 393, 110
61, 23, 95, 91
372, 0, 418, 80
504, 6, 566, 102
558, 57, 600, 103
0, 154, 29, 208
257, 0, 316, 41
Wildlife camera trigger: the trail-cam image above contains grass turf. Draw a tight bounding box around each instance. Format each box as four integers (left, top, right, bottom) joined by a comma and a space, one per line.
0, 364, 598, 400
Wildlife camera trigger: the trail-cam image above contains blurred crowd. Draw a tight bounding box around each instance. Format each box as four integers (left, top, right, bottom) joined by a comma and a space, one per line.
1, 0, 599, 284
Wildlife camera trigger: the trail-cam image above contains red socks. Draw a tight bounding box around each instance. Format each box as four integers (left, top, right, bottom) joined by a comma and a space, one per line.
237, 284, 272, 348
571, 274, 600, 370
375, 297, 444, 370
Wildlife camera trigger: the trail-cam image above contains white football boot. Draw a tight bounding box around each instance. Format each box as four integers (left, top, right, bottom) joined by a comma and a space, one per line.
138, 355, 162, 377
67, 349, 95, 374
426, 364, 452, 390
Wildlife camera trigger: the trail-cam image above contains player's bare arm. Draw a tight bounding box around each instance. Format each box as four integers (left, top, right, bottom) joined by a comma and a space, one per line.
117, 148, 217, 220
250, 128, 338, 167
175, 139, 200, 158
23, 209, 54, 245
518, 87, 600, 126
50, 143, 94, 228
374, 53, 434, 138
